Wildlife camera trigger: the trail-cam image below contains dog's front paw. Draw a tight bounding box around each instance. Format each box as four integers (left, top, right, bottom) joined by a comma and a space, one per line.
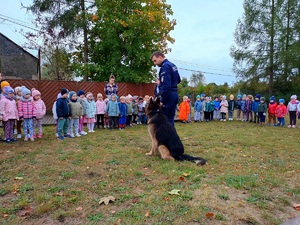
145, 152, 153, 156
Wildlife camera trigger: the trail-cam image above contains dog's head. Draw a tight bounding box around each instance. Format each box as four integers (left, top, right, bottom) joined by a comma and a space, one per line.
146, 97, 161, 118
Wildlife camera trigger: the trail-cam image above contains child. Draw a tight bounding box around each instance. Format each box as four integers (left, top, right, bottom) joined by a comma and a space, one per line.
32, 88, 46, 138
68, 91, 83, 137
287, 95, 298, 128
18, 86, 36, 141
241, 94, 247, 121
194, 95, 203, 122
106, 94, 119, 129
52, 93, 61, 137
203, 96, 212, 122
95, 93, 106, 129
56, 88, 71, 140
257, 97, 267, 126
187, 96, 192, 122
132, 96, 139, 124
118, 96, 127, 129
137, 97, 146, 124
85, 93, 96, 132
104, 98, 110, 128
178, 96, 190, 123
0, 86, 19, 143
267, 96, 278, 126
276, 99, 287, 127
228, 94, 235, 121
213, 96, 220, 121
220, 95, 228, 121
235, 94, 242, 120
126, 95, 133, 127
252, 94, 260, 123
245, 95, 253, 122
14, 86, 22, 138
77, 90, 88, 135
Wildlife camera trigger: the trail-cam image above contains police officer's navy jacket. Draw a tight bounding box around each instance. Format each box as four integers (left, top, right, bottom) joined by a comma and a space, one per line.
158, 59, 181, 102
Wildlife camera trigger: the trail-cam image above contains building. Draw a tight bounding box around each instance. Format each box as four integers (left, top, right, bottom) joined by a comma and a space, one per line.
0, 32, 39, 80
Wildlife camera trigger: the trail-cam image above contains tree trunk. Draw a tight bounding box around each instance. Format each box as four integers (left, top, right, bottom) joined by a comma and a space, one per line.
269, 0, 275, 95
81, 0, 89, 81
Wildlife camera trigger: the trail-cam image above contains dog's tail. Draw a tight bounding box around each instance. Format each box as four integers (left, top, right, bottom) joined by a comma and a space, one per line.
178, 154, 207, 166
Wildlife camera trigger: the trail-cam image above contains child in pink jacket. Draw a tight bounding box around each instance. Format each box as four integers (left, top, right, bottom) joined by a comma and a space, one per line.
32, 88, 46, 138
95, 93, 106, 129
0, 86, 19, 143
18, 86, 36, 141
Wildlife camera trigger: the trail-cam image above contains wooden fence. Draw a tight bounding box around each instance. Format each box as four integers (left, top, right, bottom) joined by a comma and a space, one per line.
7, 80, 156, 114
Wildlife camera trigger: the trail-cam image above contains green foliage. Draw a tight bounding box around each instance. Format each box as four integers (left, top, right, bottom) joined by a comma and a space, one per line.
231, 0, 300, 96
86, 0, 176, 82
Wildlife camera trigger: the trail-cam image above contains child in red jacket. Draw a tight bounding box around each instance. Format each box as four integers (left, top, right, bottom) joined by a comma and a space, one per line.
268, 96, 278, 126
276, 99, 287, 127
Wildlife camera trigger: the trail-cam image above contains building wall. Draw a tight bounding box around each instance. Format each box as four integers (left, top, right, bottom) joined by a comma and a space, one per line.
0, 34, 38, 80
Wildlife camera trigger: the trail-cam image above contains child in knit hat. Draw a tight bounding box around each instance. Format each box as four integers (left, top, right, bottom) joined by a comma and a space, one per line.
0, 86, 19, 143
32, 88, 46, 138
18, 86, 36, 141
77, 90, 88, 135
276, 99, 287, 127
228, 94, 235, 121
68, 91, 83, 137
287, 95, 298, 128
14, 86, 23, 138
257, 97, 267, 126
267, 96, 278, 126
220, 95, 228, 121
235, 94, 242, 120
56, 88, 72, 140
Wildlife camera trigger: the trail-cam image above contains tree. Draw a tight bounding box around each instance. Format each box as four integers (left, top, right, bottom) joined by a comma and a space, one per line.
189, 71, 205, 87
87, 0, 176, 82
42, 45, 73, 81
231, 0, 300, 96
25, 0, 95, 80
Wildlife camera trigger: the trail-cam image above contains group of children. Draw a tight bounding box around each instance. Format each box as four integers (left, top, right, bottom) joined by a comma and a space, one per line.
178, 93, 299, 127
53, 89, 151, 140
0, 81, 46, 143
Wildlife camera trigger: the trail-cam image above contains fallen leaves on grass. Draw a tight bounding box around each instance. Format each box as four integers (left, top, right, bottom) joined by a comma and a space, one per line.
14, 177, 24, 180
145, 211, 150, 217
76, 207, 83, 211
17, 206, 32, 217
293, 203, 300, 211
99, 196, 115, 205
179, 176, 185, 181
205, 212, 215, 219
182, 171, 191, 177
168, 189, 181, 195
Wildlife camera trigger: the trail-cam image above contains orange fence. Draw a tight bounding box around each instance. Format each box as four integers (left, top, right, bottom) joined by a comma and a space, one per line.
7, 80, 156, 113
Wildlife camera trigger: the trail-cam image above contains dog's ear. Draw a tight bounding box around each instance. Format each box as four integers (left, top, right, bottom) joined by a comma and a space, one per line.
149, 97, 154, 105
156, 97, 161, 105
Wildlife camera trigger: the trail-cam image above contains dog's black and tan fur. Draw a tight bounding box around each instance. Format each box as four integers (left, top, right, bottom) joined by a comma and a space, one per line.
146, 97, 207, 166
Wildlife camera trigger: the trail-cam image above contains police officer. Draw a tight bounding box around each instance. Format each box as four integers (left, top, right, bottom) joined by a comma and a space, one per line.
151, 51, 181, 125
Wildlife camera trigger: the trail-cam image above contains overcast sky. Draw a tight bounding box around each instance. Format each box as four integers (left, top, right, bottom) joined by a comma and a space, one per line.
0, 0, 244, 85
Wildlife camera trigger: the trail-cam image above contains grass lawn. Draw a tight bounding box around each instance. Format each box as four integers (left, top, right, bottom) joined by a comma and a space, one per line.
0, 121, 300, 225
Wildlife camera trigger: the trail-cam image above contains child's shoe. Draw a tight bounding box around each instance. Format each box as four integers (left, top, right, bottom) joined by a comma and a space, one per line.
30, 136, 35, 141
10, 138, 17, 142
33, 134, 37, 139
292, 125, 296, 128
6, 139, 11, 144
38, 134, 42, 138
223, 119, 226, 122
55, 133, 59, 137
288, 125, 291, 128
24, 136, 28, 142
64, 134, 73, 138
58, 135, 64, 140
17, 134, 22, 139
14, 129, 17, 135
75, 133, 81, 137
70, 133, 75, 138
80, 131, 87, 135
91, 130, 95, 132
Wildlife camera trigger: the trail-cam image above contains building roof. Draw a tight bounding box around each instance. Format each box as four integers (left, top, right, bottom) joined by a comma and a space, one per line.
0, 32, 38, 60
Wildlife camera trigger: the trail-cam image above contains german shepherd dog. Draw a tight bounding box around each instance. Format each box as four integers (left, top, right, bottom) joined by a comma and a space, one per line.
145, 97, 207, 166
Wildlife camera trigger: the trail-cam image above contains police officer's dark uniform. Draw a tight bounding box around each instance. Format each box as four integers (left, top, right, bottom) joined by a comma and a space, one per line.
158, 59, 181, 125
